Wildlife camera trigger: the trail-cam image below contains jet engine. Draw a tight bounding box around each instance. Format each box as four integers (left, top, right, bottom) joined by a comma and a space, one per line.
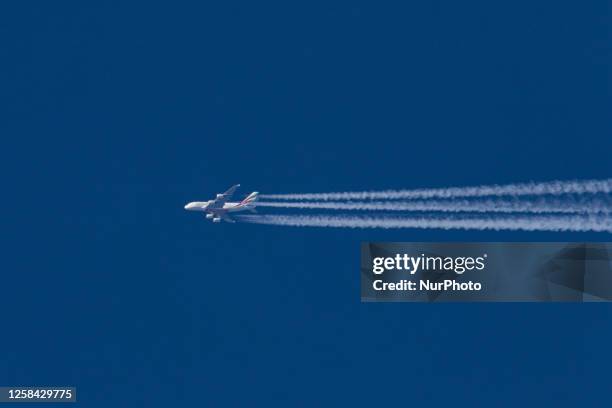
213, 217, 221, 223
216, 194, 223, 198
205, 213, 214, 219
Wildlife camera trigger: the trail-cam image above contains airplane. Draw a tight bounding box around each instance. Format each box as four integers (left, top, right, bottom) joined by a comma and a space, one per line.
184, 184, 258, 223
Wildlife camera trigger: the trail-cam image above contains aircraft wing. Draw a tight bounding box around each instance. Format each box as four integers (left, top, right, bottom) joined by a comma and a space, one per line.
222, 184, 240, 198
208, 184, 240, 209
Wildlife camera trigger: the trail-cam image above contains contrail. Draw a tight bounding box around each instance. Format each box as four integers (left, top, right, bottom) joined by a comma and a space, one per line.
237, 214, 612, 232
260, 179, 612, 201
255, 196, 612, 214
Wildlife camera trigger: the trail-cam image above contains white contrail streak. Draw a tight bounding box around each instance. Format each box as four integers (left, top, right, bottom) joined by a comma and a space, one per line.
255, 196, 612, 214
237, 214, 612, 232
260, 179, 612, 201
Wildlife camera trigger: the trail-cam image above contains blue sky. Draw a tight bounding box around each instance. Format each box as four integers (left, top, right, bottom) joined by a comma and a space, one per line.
2, 1, 611, 406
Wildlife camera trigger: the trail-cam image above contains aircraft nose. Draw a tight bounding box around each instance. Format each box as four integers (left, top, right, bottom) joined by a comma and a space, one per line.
184, 203, 192, 210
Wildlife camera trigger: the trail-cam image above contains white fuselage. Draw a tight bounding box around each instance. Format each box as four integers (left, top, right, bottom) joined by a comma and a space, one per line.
184, 201, 245, 212
184, 188, 258, 222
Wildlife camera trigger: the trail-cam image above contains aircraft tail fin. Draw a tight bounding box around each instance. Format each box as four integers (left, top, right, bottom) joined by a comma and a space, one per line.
241, 192, 259, 205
